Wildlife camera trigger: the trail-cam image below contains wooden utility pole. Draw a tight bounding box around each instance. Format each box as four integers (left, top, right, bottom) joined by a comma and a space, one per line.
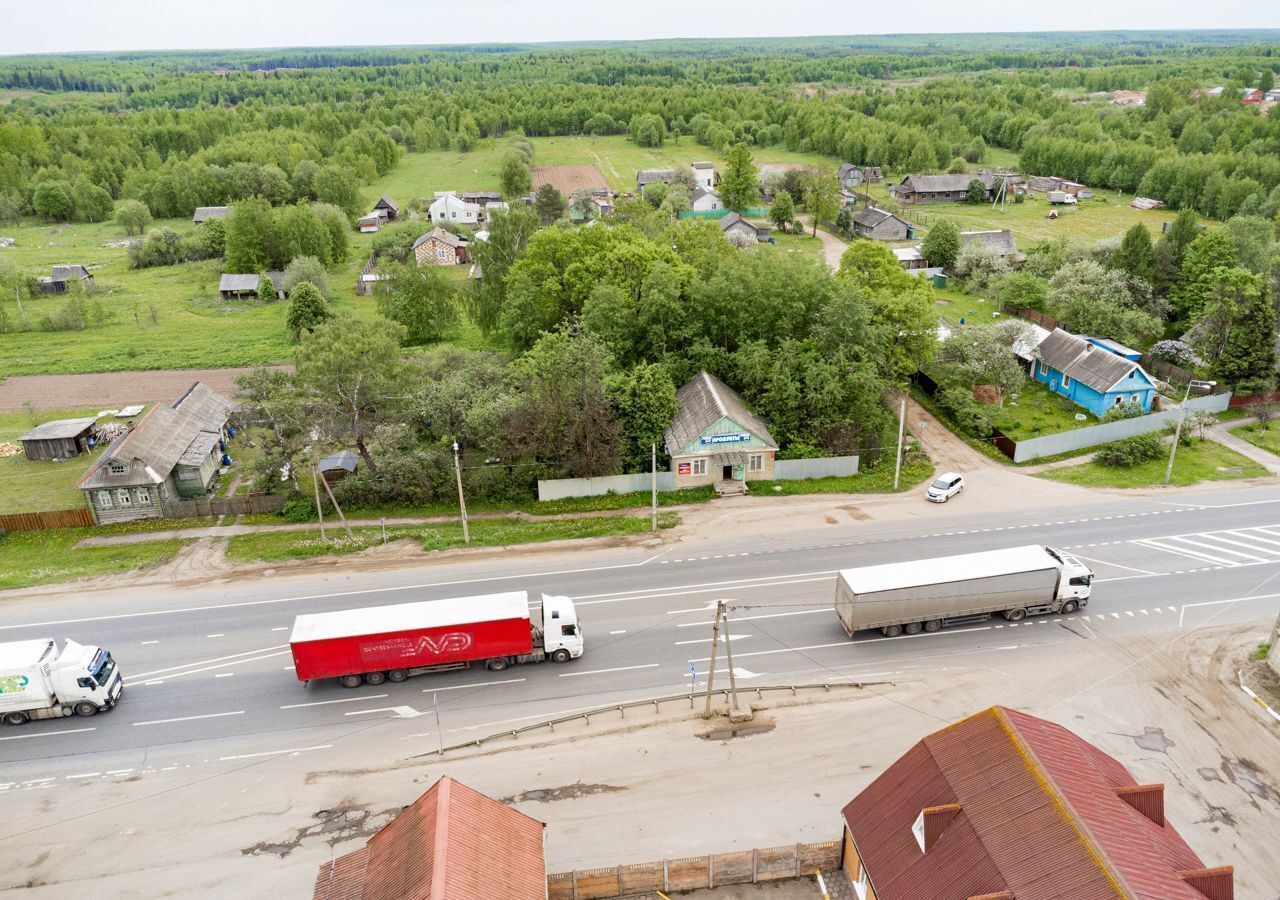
722, 605, 747, 721
702, 601, 724, 717
319, 470, 353, 539
452, 441, 470, 543
892, 398, 906, 491
311, 463, 327, 542
650, 443, 658, 533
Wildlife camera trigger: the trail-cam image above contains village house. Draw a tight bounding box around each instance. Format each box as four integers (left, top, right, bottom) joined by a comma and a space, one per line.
217, 273, 278, 300
837, 163, 866, 190
76, 383, 235, 524
461, 190, 502, 206
840, 705, 1233, 900
18, 417, 98, 461
357, 211, 387, 233
892, 246, 931, 273
192, 206, 230, 224
960, 228, 1020, 261
1033, 328, 1157, 417
852, 207, 910, 240
413, 227, 469, 266
311, 776, 547, 900
36, 264, 92, 294
690, 187, 723, 212
372, 196, 398, 220
664, 371, 778, 495
691, 161, 717, 191
429, 191, 481, 225
636, 168, 676, 192
719, 211, 771, 244
890, 173, 1010, 204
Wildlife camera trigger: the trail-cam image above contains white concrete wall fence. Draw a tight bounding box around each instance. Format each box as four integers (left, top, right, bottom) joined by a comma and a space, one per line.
773, 455, 860, 479
537, 456, 860, 501
1012, 393, 1230, 463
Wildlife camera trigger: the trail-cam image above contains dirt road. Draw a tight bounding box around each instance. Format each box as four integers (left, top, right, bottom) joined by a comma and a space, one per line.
0, 365, 290, 412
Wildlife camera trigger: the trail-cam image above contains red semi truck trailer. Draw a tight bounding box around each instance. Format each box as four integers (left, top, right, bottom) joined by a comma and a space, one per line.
289, 590, 584, 687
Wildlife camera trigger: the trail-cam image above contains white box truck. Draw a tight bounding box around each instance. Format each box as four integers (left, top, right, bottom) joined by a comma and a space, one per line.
834, 545, 1093, 638
0, 638, 123, 726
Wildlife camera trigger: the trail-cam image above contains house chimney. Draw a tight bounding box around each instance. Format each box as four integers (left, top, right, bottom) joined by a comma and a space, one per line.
1178, 866, 1234, 900
1115, 783, 1165, 826
913, 803, 961, 852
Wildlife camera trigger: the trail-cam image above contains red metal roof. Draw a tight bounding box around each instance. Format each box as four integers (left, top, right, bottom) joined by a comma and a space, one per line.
312, 776, 546, 900
841, 707, 1231, 900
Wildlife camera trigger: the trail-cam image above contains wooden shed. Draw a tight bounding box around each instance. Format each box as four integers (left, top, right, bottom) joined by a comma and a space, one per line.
19, 417, 99, 460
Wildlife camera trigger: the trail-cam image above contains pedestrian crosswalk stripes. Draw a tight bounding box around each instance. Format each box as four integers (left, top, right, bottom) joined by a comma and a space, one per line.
1131, 524, 1280, 568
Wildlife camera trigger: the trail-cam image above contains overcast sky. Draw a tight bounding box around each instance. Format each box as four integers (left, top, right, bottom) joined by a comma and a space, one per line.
2, 0, 1278, 56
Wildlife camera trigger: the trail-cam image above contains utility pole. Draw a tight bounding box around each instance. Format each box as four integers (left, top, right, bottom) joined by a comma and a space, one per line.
432, 692, 443, 756
702, 601, 724, 717
1163, 380, 1215, 487
311, 462, 326, 542
650, 443, 658, 533
722, 604, 748, 722
892, 397, 907, 491
319, 469, 353, 539
452, 440, 469, 543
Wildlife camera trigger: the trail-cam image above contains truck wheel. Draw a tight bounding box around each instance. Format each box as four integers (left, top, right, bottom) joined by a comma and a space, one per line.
881, 624, 903, 637
387, 669, 408, 683
1005, 608, 1028, 621
3, 712, 29, 726
1060, 599, 1079, 614
364, 671, 387, 686
904, 622, 923, 635
550, 649, 571, 663
340, 675, 363, 689
73, 702, 99, 718
924, 619, 942, 632
486, 657, 510, 671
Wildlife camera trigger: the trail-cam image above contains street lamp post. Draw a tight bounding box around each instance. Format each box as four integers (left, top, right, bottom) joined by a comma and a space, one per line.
1163, 379, 1215, 487
452, 440, 470, 542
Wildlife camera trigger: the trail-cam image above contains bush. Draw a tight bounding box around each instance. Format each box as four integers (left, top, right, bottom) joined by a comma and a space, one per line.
1095, 433, 1163, 467
279, 497, 316, 522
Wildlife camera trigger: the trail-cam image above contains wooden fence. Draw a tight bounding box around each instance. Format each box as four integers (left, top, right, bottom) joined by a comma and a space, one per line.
164, 493, 286, 518
0, 508, 95, 533
1228, 391, 1280, 409
1002, 304, 1059, 331
546, 840, 841, 899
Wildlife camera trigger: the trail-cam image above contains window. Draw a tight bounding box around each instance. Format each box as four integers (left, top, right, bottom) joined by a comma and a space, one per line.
116, 489, 132, 506
109, 462, 125, 475
1132, 393, 1141, 404
98, 491, 112, 510
1061, 374, 1072, 389
135, 487, 150, 504
1038, 362, 1048, 377
692, 458, 707, 476
749, 454, 764, 472
1114, 396, 1124, 407
853, 860, 870, 900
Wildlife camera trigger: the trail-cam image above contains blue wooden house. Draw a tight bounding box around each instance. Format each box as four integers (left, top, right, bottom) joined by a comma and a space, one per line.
1033, 329, 1157, 418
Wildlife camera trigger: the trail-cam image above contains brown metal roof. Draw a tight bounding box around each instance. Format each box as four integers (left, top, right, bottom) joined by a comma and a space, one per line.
664, 371, 777, 456
841, 706, 1228, 900
312, 776, 546, 900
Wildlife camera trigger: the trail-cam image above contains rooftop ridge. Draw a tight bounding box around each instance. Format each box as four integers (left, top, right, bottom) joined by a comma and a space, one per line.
430, 776, 452, 900
702, 371, 728, 418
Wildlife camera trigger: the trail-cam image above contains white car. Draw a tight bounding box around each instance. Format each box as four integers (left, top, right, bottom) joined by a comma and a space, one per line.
926, 472, 965, 503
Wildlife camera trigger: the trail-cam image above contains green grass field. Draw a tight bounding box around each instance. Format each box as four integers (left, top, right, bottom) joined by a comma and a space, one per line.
1038, 439, 1267, 488
0, 527, 184, 590
1229, 422, 1280, 455
0, 406, 111, 514
989, 383, 1097, 442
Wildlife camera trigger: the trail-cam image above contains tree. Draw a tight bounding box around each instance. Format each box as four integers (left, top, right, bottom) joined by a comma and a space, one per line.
803, 169, 840, 237
225, 198, 277, 273
606, 363, 679, 472
921, 219, 961, 270
836, 241, 937, 378
835, 206, 852, 236
313, 203, 350, 265
1189, 267, 1273, 386
285, 281, 331, 340
1224, 215, 1278, 275
719, 143, 759, 213
290, 159, 320, 201
75, 182, 114, 223
283, 255, 330, 297
768, 191, 795, 231
312, 166, 361, 220
31, 180, 74, 221
499, 150, 532, 199
1049, 259, 1162, 346
115, 199, 152, 236
1111, 224, 1155, 283
375, 263, 459, 345
1171, 229, 1240, 324
293, 317, 408, 472
997, 271, 1049, 311
935, 322, 1029, 405
468, 205, 539, 334
1153, 207, 1201, 296
534, 183, 566, 224
257, 275, 277, 302
952, 241, 1010, 293
965, 178, 987, 205
275, 203, 330, 269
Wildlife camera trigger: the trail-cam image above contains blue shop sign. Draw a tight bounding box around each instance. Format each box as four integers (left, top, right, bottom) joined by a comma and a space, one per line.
700, 433, 751, 445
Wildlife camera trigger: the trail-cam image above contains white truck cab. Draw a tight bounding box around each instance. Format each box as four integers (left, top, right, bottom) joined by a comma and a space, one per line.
1049, 550, 1093, 605
0, 638, 124, 726
540, 594, 584, 662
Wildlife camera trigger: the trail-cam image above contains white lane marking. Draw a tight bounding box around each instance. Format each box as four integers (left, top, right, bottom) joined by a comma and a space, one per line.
219, 744, 332, 762
206, 633, 224, 638
413, 702, 609, 737
677, 608, 829, 628
21, 777, 56, 784
577, 575, 833, 607
576, 570, 836, 602
1132, 539, 1236, 567
690, 625, 996, 663
131, 651, 291, 683
609, 630, 627, 635
128, 645, 289, 681
280, 694, 388, 709
105, 769, 133, 775
673, 634, 752, 646
64, 772, 100, 779
422, 678, 525, 692
666, 601, 720, 615
133, 711, 244, 727
140, 640, 159, 645
0, 552, 673, 631
271, 627, 288, 631
1068, 554, 1157, 576
684, 667, 761, 680
215, 672, 234, 678
0, 727, 96, 742
142, 680, 164, 686
1225, 529, 1280, 549
345, 706, 420, 719
1178, 592, 1280, 628
558, 663, 659, 678
1166, 536, 1265, 562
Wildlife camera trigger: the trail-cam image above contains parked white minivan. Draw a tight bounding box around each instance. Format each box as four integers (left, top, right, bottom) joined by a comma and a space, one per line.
926, 472, 965, 503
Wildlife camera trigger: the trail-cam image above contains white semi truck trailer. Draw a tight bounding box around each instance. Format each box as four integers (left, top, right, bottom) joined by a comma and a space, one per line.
0, 638, 123, 726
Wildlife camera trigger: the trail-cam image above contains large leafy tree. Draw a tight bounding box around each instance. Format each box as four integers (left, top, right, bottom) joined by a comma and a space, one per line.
1171, 229, 1239, 324
802, 168, 840, 236
768, 190, 794, 231
468, 205, 539, 335
115, 199, 152, 236
498, 150, 532, 198
1152, 208, 1202, 297
1187, 267, 1271, 384
836, 241, 937, 378
375, 263, 459, 345
285, 281, 332, 340
935, 322, 1030, 405
718, 143, 759, 213
606, 363, 679, 471
921, 219, 960, 269
534, 183, 566, 224
225, 198, 277, 273
1111, 224, 1155, 283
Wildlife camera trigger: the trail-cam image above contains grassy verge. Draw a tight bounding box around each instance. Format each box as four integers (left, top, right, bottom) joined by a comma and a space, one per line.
225, 512, 678, 563
0, 528, 184, 591
1038, 439, 1267, 488
1230, 422, 1280, 455
755, 456, 933, 495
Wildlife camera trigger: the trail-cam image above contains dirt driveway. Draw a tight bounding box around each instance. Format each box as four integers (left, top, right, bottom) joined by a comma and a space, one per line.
0, 365, 290, 412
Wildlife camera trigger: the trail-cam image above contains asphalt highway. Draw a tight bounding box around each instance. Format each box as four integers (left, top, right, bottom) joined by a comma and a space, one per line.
3, 484, 1279, 789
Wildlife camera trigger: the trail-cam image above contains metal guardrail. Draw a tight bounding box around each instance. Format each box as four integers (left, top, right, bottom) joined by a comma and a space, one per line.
413, 681, 888, 758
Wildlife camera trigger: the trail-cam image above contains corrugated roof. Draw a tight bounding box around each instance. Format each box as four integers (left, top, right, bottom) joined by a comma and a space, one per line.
193, 206, 230, 222
173, 382, 236, 432
50, 264, 91, 282
219, 273, 261, 292
1037, 329, 1144, 393
854, 207, 905, 228
960, 229, 1018, 256
178, 430, 220, 468
312, 777, 546, 900
663, 371, 777, 455
899, 173, 999, 194
19, 417, 97, 442
842, 706, 1226, 900
319, 449, 360, 473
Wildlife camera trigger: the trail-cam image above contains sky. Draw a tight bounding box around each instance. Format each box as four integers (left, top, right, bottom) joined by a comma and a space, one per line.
1, 0, 1278, 56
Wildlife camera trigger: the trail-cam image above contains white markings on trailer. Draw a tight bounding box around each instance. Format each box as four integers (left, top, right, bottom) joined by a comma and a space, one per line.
280, 694, 388, 709
133, 711, 244, 727
558, 663, 659, 678
423, 678, 525, 692
0, 727, 96, 742
219, 744, 332, 762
